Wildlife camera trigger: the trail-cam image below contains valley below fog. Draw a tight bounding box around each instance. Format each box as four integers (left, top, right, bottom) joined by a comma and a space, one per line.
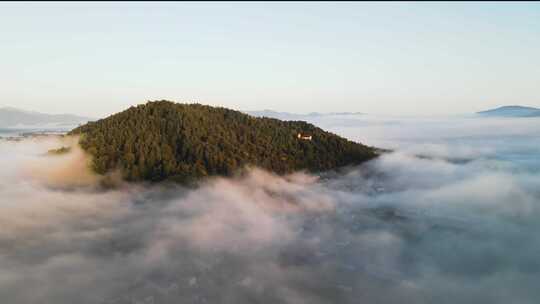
1, 115, 539, 304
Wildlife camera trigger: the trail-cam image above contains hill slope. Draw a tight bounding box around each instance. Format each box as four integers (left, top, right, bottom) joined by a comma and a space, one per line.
477, 105, 540, 117
69, 101, 377, 182
0, 107, 91, 127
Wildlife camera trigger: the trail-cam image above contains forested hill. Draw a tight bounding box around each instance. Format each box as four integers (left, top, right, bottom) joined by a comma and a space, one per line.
69, 101, 377, 183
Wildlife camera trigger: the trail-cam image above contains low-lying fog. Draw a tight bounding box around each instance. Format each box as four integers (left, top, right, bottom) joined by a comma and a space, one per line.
1, 116, 539, 304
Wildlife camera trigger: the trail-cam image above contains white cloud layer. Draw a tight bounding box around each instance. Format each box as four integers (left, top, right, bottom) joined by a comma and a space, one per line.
0, 116, 539, 303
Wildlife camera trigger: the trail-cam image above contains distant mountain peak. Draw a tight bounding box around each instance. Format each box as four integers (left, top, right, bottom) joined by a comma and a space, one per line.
246, 110, 363, 120
0, 106, 92, 128
0, 106, 31, 112
477, 105, 540, 117
482, 105, 538, 111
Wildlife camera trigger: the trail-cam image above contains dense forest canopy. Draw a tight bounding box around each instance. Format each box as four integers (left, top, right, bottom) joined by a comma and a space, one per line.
69, 101, 377, 183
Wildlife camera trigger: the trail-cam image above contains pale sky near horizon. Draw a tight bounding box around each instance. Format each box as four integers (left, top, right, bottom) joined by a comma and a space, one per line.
1, 2, 539, 118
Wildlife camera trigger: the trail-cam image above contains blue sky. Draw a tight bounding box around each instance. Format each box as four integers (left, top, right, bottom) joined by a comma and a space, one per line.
1, 2, 539, 117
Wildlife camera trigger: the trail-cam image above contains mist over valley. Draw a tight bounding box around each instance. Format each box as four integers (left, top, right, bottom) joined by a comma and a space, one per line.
1, 109, 539, 303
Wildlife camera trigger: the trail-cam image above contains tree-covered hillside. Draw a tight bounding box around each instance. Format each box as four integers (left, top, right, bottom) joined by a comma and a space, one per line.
69, 101, 377, 182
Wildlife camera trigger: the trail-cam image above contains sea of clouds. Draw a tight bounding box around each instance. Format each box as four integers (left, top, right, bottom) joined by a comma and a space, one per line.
0, 115, 539, 304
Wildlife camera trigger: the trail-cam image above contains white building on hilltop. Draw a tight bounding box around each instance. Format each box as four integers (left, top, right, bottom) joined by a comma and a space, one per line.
297, 133, 312, 140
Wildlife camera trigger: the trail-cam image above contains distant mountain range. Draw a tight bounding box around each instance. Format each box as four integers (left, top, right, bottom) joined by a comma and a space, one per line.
0, 107, 92, 128
247, 110, 363, 120
477, 105, 540, 117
